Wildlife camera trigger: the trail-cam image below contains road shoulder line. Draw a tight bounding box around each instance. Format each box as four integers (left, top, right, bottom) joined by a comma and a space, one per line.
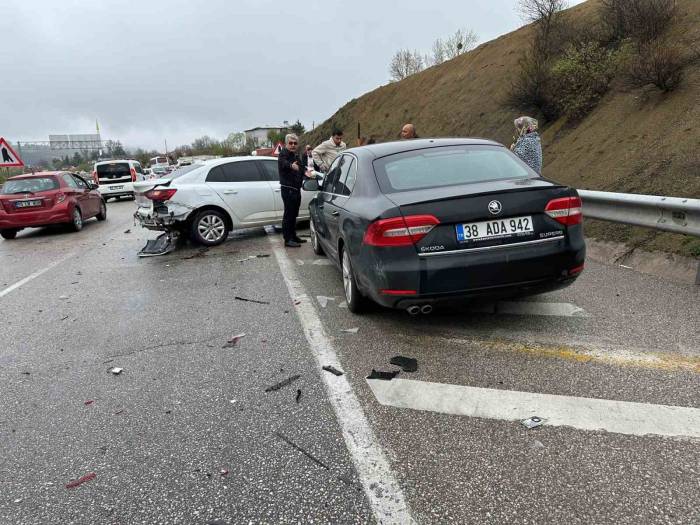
0, 252, 75, 299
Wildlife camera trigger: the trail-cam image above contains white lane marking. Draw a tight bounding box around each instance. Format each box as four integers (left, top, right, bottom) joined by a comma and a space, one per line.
467, 301, 587, 317
367, 378, 700, 440
0, 252, 75, 299
270, 239, 415, 524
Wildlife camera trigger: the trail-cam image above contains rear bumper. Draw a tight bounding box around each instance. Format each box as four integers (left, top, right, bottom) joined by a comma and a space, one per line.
0, 207, 72, 229
134, 206, 189, 231
355, 234, 586, 309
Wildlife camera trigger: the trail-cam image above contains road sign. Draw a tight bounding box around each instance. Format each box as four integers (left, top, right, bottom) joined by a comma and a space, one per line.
272, 142, 283, 156
0, 137, 24, 167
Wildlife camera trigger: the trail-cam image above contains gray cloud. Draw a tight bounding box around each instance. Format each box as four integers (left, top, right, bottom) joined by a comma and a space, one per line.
1, 0, 583, 150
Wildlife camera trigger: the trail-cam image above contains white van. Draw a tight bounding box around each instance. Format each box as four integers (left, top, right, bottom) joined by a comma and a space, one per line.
92, 160, 146, 201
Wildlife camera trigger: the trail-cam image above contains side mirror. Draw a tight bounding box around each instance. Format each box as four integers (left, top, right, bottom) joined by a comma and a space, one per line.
302, 178, 319, 192
88, 182, 99, 190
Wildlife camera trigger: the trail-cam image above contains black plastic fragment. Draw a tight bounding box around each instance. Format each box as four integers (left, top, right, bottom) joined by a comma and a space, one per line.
322, 365, 343, 376
234, 296, 270, 305
390, 355, 418, 373
367, 369, 400, 381
295, 389, 302, 403
265, 374, 301, 392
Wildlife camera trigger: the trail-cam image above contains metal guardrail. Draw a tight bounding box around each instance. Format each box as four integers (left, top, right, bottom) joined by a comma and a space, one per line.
578, 190, 700, 284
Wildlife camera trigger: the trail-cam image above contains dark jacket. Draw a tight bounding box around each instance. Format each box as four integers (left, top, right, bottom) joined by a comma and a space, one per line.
278, 147, 303, 190
301, 152, 321, 172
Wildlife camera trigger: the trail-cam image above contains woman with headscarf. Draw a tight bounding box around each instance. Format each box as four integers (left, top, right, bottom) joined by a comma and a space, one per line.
510, 116, 542, 175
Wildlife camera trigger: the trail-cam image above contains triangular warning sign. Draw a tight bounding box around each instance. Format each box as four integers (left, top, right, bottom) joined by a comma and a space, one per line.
272, 142, 283, 156
0, 137, 24, 167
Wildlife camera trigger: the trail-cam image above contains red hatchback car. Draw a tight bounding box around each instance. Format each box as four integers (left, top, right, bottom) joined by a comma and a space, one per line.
0, 172, 106, 239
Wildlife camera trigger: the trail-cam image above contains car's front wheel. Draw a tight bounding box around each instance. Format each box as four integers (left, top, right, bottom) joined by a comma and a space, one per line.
69, 208, 83, 232
341, 246, 367, 314
190, 209, 230, 246
310, 217, 324, 255
96, 200, 107, 221
1, 229, 18, 240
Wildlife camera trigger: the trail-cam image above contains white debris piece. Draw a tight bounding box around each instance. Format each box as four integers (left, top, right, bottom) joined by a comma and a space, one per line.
296, 259, 305, 266
109, 367, 124, 375
317, 296, 335, 308
338, 301, 348, 309
341, 328, 359, 334
312, 259, 333, 266
522, 416, 545, 429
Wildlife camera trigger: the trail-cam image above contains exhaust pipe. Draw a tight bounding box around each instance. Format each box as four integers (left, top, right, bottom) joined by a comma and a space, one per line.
407, 305, 420, 316
421, 304, 433, 315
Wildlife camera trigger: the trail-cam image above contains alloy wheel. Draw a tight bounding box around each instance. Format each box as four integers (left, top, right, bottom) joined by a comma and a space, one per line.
310, 220, 318, 251
342, 250, 352, 303
73, 209, 82, 229
198, 214, 226, 242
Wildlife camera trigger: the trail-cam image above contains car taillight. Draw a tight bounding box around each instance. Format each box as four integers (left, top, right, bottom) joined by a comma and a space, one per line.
568, 264, 585, 276
545, 196, 582, 226
130, 168, 137, 182
91, 170, 98, 184
56, 192, 66, 204
363, 214, 440, 247
144, 188, 177, 201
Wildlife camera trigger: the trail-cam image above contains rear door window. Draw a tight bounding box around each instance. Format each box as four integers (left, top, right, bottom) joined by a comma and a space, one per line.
62, 174, 79, 188
373, 145, 532, 193
335, 156, 356, 196
323, 156, 342, 193
259, 160, 279, 181
207, 161, 263, 183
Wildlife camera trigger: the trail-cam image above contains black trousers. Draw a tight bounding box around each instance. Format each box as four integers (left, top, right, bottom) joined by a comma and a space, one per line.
281, 187, 301, 242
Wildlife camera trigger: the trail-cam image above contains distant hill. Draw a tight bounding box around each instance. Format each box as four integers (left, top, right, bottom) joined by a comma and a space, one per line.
304, 0, 700, 257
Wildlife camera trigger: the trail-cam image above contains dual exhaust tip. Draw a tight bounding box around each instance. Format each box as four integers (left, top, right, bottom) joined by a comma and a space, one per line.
407, 304, 433, 315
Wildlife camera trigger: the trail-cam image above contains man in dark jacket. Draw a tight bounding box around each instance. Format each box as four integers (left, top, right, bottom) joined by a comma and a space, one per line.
301, 144, 321, 173
277, 133, 308, 247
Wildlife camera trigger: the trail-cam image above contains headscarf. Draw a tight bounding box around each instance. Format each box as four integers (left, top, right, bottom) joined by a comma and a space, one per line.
514, 116, 538, 138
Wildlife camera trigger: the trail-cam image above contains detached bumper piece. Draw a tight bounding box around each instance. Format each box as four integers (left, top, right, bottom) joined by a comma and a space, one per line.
138, 232, 179, 258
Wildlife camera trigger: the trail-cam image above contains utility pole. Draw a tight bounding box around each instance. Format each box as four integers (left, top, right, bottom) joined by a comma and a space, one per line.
164, 139, 168, 156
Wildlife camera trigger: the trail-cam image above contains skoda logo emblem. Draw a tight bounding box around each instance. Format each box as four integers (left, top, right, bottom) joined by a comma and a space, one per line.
488, 200, 502, 215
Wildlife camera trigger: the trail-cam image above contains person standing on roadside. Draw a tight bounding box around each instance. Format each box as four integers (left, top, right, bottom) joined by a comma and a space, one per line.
278, 134, 311, 248
510, 116, 542, 175
312, 128, 346, 172
400, 123, 418, 139
302, 144, 320, 173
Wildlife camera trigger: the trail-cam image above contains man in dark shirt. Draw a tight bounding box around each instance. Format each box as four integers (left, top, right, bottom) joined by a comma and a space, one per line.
277, 133, 310, 247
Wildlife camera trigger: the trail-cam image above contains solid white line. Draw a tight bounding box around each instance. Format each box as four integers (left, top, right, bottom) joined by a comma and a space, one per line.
270, 239, 415, 524
367, 378, 700, 440
0, 252, 75, 299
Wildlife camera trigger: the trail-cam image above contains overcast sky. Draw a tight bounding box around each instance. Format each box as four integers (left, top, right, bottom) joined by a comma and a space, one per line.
1, 0, 584, 151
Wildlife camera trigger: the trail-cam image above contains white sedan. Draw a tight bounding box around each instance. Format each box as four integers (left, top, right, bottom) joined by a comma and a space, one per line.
133, 156, 315, 246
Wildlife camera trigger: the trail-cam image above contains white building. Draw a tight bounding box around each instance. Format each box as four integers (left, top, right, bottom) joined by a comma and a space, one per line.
244, 122, 289, 147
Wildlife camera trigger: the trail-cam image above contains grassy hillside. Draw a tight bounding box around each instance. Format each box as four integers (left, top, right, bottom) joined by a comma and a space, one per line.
304, 0, 700, 257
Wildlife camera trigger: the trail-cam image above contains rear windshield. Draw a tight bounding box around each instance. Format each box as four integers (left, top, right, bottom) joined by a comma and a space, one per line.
163, 163, 203, 180
2, 177, 59, 194
373, 145, 533, 193
97, 163, 131, 176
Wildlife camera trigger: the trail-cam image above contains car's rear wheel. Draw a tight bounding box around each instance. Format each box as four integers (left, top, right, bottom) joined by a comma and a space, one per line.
191, 209, 229, 246
70, 208, 83, 232
310, 217, 324, 255
96, 200, 107, 221
342, 247, 367, 314
1, 229, 18, 240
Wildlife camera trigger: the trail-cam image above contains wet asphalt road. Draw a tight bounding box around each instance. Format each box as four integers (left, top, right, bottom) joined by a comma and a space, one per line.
0, 200, 698, 524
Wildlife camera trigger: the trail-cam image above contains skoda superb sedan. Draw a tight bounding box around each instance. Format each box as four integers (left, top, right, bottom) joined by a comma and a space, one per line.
302, 138, 586, 314
0, 172, 106, 239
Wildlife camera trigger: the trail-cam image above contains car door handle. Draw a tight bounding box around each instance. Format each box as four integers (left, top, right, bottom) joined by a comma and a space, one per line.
331, 211, 339, 216
223, 190, 238, 195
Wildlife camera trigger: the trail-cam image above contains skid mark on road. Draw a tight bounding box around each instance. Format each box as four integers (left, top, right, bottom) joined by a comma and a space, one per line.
368, 378, 700, 440
439, 337, 700, 373
270, 237, 415, 525
0, 252, 75, 299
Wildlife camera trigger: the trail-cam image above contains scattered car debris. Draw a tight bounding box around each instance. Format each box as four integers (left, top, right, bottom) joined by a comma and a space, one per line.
293, 300, 301, 305
338, 301, 347, 309
114, 410, 125, 415
619, 264, 633, 270
165, 410, 172, 414
265, 374, 301, 393
237, 254, 271, 263
341, 328, 359, 334
275, 432, 330, 470
65, 472, 96, 489
234, 296, 270, 305
61, 316, 69, 321
295, 389, 302, 403
138, 232, 179, 258
13, 498, 22, 504
312, 259, 333, 266
124, 229, 131, 234
84, 400, 94, 406
222, 334, 246, 348
229, 399, 236, 404
367, 369, 400, 381
108, 367, 123, 375
20, 371, 30, 375
59, 295, 69, 300
322, 365, 344, 377
522, 416, 545, 429
182, 248, 209, 260
220, 469, 229, 477
296, 259, 305, 266
317, 296, 335, 308
390, 356, 418, 373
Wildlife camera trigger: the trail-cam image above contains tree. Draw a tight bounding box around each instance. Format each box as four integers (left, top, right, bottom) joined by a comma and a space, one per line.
290, 120, 306, 136
517, 0, 568, 59
222, 132, 246, 151
72, 151, 82, 166
266, 130, 286, 146
601, 0, 677, 44
389, 49, 425, 81
429, 38, 446, 66
443, 29, 479, 59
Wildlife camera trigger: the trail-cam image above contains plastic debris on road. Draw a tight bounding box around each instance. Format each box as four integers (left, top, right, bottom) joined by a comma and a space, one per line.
59, 295, 69, 300
390, 356, 418, 373
13, 498, 22, 504
138, 232, 179, 258
265, 374, 301, 393
234, 296, 270, 305
522, 416, 545, 429
65, 472, 96, 489
220, 469, 229, 477
124, 229, 131, 234
108, 367, 123, 375
296, 259, 305, 266
367, 369, 400, 381
295, 389, 302, 403
316, 296, 335, 308
341, 327, 359, 334
322, 365, 344, 377
222, 334, 246, 348
237, 254, 270, 263
84, 400, 94, 406
338, 301, 348, 309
